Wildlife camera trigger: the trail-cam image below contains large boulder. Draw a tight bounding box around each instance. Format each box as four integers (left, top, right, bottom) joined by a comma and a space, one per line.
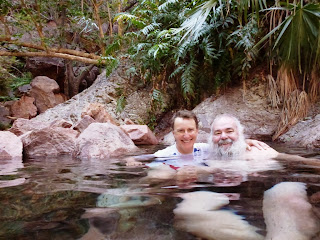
11, 95, 38, 119
9, 118, 50, 136
26, 57, 65, 90
21, 127, 79, 158
74, 122, 137, 159
0, 131, 23, 160
29, 76, 67, 113
278, 114, 320, 149
120, 125, 158, 145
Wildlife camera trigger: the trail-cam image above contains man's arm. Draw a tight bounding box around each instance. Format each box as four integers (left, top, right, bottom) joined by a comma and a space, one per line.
125, 154, 156, 166
246, 139, 270, 150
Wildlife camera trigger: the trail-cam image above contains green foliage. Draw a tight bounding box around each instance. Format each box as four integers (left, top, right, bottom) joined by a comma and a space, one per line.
255, 2, 320, 73
101, 56, 119, 77
10, 72, 32, 91
116, 95, 127, 113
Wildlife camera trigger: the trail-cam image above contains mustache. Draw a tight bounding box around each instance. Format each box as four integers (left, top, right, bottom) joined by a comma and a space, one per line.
218, 139, 233, 146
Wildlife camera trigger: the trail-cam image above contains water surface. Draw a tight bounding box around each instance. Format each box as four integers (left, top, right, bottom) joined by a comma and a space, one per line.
0, 144, 319, 240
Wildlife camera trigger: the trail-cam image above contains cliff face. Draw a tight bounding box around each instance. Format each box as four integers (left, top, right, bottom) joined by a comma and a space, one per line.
32, 59, 172, 126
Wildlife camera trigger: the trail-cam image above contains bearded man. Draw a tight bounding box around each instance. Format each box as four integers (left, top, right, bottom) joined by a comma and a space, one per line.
208, 114, 278, 160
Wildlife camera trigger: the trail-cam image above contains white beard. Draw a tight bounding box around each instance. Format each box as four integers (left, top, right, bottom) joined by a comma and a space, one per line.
208, 136, 247, 160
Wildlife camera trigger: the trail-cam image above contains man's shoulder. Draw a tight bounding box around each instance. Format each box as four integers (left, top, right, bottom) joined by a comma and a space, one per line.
154, 144, 178, 157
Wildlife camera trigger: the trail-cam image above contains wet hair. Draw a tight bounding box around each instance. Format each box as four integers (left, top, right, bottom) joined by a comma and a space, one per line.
171, 110, 199, 130
210, 114, 244, 135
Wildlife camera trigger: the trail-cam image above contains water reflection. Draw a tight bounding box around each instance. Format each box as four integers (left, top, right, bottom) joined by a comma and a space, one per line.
0, 158, 25, 189
0, 144, 319, 239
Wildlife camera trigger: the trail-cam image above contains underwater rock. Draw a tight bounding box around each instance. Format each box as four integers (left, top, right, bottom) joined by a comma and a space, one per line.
263, 182, 320, 240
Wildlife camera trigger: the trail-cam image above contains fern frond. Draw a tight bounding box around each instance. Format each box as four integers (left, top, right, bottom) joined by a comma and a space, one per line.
181, 59, 198, 99
169, 64, 186, 79
114, 13, 138, 22
141, 23, 162, 35
148, 43, 170, 59
158, 0, 179, 11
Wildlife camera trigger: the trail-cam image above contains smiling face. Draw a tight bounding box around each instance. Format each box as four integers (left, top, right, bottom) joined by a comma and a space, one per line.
173, 117, 199, 154
211, 116, 240, 151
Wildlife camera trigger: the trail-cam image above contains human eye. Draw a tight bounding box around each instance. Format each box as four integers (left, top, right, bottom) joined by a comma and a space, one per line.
214, 131, 221, 135
187, 128, 195, 133
177, 129, 184, 134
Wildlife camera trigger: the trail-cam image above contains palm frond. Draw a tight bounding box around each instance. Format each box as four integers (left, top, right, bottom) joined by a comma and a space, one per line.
174, 0, 221, 42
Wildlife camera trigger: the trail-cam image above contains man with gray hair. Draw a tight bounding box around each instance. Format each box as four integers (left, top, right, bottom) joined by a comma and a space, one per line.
208, 114, 278, 160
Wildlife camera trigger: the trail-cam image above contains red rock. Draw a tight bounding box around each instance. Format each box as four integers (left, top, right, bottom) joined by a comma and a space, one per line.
74, 122, 137, 159
21, 127, 79, 158
73, 115, 96, 133
81, 103, 118, 125
124, 118, 135, 125
120, 125, 158, 145
9, 118, 49, 136
29, 76, 67, 113
0, 131, 23, 160
11, 96, 38, 119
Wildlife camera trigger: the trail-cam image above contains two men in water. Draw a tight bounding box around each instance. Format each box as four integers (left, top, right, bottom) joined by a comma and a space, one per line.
126, 110, 272, 167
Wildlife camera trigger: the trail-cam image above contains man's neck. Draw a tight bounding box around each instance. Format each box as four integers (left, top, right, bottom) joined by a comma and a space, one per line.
176, 145, 194, 155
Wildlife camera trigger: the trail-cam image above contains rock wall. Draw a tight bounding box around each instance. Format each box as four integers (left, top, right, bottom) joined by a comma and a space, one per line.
31, 58, 172, 126
27, 59, 320, 150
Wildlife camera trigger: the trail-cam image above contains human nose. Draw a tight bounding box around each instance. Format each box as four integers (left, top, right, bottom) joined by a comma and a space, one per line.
220, 132, 227, 139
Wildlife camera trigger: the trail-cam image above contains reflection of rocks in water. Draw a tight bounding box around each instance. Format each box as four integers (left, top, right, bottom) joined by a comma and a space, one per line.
0, 188, 96, 239
263, 182, 320, 240
174, 191, 264, 240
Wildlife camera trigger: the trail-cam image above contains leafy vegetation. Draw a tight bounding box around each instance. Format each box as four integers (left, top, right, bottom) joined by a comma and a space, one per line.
0, 0, 319, 137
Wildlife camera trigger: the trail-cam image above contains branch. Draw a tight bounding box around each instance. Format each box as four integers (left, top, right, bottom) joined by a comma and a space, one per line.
0, 51, 105, 65
123, 0, 138, 12
0, 38, 100, 59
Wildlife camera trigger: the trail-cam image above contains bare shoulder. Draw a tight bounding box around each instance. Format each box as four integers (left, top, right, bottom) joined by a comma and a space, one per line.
245, 146, 279, 159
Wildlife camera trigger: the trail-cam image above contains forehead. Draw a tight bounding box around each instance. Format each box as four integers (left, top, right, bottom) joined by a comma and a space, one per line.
173, 117, 197, 129
212, 117, 237, 131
